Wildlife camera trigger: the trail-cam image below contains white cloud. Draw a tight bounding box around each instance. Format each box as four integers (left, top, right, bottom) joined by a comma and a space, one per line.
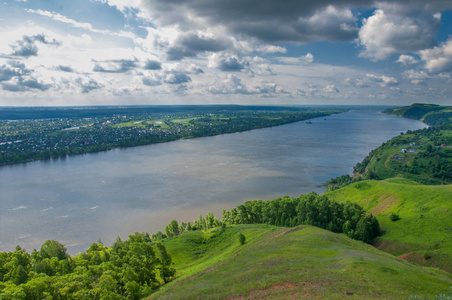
300, 53, 314, 64
324, 84, 339, 93
419, 38, 452, 73
358, 5, 440, 60
346, 73, 398, 87
396, 55, 418, 66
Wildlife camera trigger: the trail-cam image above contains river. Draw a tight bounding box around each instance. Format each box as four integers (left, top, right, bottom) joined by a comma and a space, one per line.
0, 110, 427, 254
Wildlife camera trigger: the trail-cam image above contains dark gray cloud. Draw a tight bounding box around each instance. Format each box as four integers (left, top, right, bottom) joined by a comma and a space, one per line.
139, 0, 452, 46
141, 0, 372, 43
166, 33, 233, 60
217, 57, 247, 72
10, 34, 61, 58
164, 72, 192, 84
93, 59, 137, 73
57, 65, 74, 72
2, 77, 50, 92
0, 63, 22, 82
76, 78, 103, 93
144, 60, 162, 70
179, 33, 231, 52
0, 60, 47, 92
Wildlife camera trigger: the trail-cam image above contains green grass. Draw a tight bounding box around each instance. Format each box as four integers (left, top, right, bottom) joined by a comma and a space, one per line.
327, 179, 452, 272
112, 120, 147, 128
170, 118, 195, 126
150, 225, 452, 299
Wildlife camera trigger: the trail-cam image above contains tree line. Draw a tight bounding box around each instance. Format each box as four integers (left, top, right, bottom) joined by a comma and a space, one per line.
222, 192, 380, 243
158, 193, 380, 245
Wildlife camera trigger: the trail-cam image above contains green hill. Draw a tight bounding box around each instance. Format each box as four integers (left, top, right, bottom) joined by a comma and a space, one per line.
384, 103, 452, 126
351, 123, 452, 184
327, 178, 452, 273
150, 224, 452, 299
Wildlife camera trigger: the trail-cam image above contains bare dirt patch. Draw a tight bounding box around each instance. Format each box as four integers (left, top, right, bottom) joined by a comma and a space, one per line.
370, 195, 400, 215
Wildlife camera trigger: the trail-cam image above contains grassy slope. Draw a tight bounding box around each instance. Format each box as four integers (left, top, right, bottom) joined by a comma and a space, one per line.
327, 178, 452, 272
150, 224, 452, 299
384, 103, 452, 126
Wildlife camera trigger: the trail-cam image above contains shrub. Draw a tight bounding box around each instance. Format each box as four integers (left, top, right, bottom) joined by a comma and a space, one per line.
238, 233, 246, 245
389, 213, 400, 221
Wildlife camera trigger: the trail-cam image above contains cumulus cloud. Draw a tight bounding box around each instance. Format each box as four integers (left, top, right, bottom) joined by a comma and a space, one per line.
136, 0, 365, 44
419, 38, 452, 73
174, 32, 232, 57
324, 84, 339, 93
76, 77, 103, 93
208, 74, 249, 95
346, 73, 398, 87
93, 59, 137, 73
143, 60, 162, 70
9, 34, 61, 58
300, 53, 314, 64
164, 72, 192, 84
57, 65, 74, 72
209, 54, 247, 72
2, 76, 50, 92
396, 55, 418, 66
358, 4, 441, 60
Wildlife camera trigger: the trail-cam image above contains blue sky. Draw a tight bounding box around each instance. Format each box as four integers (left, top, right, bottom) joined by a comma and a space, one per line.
0, 0, 451, 106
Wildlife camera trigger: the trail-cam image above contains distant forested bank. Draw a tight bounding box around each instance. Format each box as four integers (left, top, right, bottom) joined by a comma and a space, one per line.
1, 106, 345, 166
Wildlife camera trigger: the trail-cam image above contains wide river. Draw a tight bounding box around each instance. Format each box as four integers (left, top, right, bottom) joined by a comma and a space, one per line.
1, 110, 427, 254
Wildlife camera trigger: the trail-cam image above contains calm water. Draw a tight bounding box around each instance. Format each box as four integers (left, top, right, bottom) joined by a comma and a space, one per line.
0, 110, 426, 254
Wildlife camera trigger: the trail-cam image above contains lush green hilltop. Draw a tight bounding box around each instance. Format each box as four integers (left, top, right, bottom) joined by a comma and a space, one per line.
383, 103, 452, 126
151, 225, 452, 299
327, 178, 452, 273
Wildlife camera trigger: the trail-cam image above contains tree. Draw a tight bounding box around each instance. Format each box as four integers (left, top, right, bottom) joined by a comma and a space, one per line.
156, 243, 175, 284
40, 240, 68, 261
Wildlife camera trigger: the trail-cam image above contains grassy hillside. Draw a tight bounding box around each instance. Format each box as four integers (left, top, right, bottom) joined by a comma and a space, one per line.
352, 124, 452, 184
327, 178, 452, 273
384, 103, 452, 126
150, 224, 452, 299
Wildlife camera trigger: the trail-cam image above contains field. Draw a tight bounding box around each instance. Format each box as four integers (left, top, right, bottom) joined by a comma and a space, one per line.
327, 178, 452, 272
150, 224, 452, 299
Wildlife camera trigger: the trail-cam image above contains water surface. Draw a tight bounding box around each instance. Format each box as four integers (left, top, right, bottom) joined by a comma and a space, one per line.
0, 110, 426, 253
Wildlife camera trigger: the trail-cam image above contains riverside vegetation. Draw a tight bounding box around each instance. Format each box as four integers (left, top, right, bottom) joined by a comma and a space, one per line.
0, 106, 343, 166
1, 103, 452, 299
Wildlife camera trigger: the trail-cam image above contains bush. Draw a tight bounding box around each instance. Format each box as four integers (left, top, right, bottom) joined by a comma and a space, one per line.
389, 213, 400, 221
238, 233, 246, 245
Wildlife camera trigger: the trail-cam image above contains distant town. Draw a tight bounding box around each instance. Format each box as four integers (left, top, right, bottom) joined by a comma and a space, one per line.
0, 106, 342, 165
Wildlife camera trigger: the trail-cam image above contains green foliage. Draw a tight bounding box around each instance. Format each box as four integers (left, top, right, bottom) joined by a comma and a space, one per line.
326, 174, 362, 192
0, 233, 176, 299
156, 243, 176, 283
238, 233, 246, 245
389, 212, 400, 221
222, 192, 380, 244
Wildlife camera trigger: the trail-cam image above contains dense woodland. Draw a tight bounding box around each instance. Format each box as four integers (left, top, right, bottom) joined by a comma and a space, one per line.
0, 233, 175, 299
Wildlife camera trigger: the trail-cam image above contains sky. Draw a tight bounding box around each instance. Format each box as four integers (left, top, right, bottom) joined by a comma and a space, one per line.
0, 0, 451, 106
